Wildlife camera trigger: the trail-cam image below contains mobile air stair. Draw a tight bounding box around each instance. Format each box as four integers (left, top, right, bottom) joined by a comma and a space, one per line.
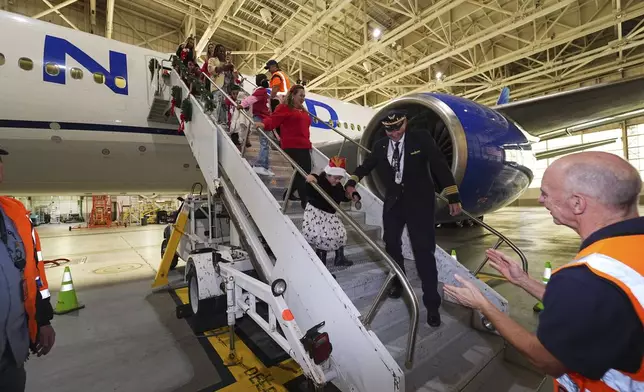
149, 58, 549, 392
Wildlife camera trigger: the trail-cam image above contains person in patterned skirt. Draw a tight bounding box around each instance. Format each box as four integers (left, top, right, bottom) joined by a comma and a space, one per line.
303, 156, 361, 267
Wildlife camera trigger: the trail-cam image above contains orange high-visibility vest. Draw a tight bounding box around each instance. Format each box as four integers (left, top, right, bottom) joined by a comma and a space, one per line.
0, 197, 50, 343
270, 71, 292, 96
553, 234, 644, 391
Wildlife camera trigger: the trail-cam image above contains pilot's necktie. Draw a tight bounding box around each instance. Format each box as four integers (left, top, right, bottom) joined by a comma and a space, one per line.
392, 142, 401, 182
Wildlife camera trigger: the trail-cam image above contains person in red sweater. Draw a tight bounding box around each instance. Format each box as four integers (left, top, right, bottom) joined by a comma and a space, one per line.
255, 84, 311, 208
240, 74, 275, 176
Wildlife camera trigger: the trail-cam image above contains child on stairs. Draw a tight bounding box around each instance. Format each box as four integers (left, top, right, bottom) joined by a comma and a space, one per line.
303, 156, 361, 268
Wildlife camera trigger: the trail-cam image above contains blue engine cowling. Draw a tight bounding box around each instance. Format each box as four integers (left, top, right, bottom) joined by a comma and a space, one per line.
356, 93, 537, 222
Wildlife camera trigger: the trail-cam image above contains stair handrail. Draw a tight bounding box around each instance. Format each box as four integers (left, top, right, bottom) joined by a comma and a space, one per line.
172, 61, 420, 368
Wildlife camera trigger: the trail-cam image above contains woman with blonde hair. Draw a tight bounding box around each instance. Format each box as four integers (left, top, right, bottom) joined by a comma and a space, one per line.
255, 85, 311, 208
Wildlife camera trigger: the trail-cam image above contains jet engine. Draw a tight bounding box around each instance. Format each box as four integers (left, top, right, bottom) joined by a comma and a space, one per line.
354, 93, 537, 222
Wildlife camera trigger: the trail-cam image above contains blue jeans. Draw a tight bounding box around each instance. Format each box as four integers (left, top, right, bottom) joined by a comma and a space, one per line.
254, 115, 271, 169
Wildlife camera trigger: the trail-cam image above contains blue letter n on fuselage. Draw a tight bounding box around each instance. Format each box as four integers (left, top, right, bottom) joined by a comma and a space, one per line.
43, 35, 128, 95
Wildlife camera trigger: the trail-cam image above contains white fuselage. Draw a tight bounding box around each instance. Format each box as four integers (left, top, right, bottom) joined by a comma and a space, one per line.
0, 10, 374, 196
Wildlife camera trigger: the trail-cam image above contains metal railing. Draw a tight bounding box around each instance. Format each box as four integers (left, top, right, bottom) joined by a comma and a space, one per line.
169, 59, 420, 369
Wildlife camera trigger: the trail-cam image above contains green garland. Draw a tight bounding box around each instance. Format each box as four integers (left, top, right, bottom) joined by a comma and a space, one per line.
180, 98, 192, 122
171, 85, 182, 104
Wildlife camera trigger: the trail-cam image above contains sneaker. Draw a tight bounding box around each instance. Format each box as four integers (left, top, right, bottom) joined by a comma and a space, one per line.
253, 166, 271, 176
264, 168, 275, 176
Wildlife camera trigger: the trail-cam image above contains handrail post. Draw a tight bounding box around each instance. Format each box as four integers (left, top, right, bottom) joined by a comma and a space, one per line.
281, 172, 296, 213
362, 272, 395, 326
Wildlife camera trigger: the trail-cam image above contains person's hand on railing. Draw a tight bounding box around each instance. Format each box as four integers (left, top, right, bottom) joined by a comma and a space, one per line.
254, 121, 264, 129
449, 202, 462, 216
306, 174, 317, 183
485, 249, 529, 286
443, 275, 490, 312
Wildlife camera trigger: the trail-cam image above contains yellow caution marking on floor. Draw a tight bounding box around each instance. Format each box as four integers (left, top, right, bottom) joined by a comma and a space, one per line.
174, 288, 303, 391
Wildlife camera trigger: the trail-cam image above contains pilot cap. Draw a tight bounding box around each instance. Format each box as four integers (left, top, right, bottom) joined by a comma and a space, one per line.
382, 109, 407, 132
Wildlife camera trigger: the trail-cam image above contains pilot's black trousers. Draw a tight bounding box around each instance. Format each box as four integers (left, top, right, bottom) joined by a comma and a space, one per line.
382, 193, 440, 311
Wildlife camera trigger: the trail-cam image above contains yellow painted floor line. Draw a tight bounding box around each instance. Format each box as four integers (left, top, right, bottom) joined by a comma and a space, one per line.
174, 288, 303, 391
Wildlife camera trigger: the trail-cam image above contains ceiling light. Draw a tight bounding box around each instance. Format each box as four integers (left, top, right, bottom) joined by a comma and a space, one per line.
373, 28, 381, 38
436, 72, 443, 80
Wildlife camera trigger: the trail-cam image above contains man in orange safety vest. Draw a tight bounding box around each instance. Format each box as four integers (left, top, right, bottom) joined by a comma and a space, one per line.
0, 146, 55, 392
444, 151, 643, 391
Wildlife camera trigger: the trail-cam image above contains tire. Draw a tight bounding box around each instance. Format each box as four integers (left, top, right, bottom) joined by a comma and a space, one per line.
186, 263, 217, 317
161, 239, 180, 270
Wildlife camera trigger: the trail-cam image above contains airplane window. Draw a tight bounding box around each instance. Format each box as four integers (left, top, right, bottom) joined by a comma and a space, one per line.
45, 63, 60, 77
351, 124, 355, 130
0, 53, 5, 66
358, 125, 362, 131
18, 58, 33, 71
115, 76, 127, 89
328, 120, 333, 128
344, 122, 348, 129
70, 67, 83, 80
93, 72, 105, 84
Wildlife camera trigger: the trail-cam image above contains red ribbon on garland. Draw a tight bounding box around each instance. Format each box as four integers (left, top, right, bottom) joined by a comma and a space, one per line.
178, 113, 186, 133
170, 98, 176, 116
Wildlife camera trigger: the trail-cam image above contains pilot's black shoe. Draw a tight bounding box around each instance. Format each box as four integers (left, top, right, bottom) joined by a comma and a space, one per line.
427, 311, 441, 327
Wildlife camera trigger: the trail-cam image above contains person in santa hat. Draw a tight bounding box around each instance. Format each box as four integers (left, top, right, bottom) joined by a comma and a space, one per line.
303, 156, 361, 267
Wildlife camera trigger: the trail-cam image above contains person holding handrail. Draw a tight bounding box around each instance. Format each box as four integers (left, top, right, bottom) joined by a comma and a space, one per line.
255, 84, 311, 209
344, 109, 462, 327
303, 156, 361, 267
444, 151, 644, 392
240, 74, 275, 176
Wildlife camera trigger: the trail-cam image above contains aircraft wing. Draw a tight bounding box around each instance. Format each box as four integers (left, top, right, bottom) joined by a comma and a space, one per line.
492, 74, 644, 137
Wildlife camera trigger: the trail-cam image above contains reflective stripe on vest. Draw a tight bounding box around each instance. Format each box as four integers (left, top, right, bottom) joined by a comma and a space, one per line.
554, 252, 644, 391
29, 222, 50, 299
575, 253, 644, 307
557, 370, 644, 391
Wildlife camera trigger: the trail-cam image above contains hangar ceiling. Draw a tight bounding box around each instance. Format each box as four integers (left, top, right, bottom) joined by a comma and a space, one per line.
4, 0, 644, 107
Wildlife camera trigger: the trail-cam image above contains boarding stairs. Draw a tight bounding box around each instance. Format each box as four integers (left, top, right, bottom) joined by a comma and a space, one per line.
150, 59, 547, 392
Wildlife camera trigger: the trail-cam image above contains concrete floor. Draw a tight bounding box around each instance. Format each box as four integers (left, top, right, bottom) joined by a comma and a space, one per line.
22, 206, 630, 391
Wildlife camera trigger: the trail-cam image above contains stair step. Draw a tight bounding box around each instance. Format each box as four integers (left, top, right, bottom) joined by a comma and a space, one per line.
404, 330, 503, 392
462, 355, 545, 392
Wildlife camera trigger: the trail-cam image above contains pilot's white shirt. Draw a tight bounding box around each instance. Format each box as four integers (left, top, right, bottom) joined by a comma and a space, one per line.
387, 134, 405, 183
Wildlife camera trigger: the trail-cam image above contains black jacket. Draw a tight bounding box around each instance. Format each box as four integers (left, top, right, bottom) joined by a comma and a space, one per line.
306, 173, 352, 214
346, 131, 460, 205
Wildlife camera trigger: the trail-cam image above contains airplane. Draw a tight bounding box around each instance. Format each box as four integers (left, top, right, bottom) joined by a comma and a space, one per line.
1, 9, 644, 224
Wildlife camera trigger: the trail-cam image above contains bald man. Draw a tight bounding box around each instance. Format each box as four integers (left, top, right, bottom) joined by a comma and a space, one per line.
444, 151, 644, 391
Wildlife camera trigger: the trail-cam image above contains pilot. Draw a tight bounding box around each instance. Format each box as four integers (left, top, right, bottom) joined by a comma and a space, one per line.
0, 146, 56, 392
344, 109, 462, 327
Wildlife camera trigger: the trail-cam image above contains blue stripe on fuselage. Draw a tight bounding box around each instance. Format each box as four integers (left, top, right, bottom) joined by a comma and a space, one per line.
0, 119, 180, 135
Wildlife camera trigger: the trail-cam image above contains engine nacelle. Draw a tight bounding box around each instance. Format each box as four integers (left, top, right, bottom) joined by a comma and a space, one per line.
358, 93, 537, 222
